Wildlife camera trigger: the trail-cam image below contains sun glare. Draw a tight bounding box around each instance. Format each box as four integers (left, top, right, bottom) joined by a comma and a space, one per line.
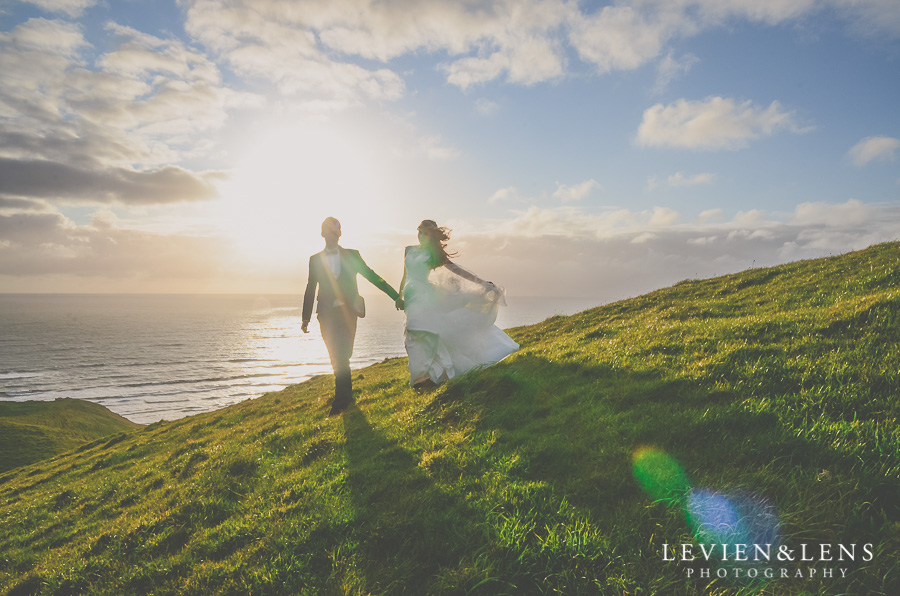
218, 120, 388, 265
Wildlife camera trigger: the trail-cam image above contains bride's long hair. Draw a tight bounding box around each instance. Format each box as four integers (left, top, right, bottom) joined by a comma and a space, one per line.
418, 220, 457, 269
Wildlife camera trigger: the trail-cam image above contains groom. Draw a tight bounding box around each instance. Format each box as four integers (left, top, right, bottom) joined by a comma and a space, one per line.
302, 217, 401, 415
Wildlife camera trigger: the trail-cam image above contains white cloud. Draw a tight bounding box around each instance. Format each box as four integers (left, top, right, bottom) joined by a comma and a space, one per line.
494, 204, 676, 238
489, 186, 522, 204
441, 38, 566, 90
0, 209, 229, 280
443, 52, 510, 90
791, 198, 873, 227
650, 206, 680, 226
667, 172, 715, 187
636, 96, 811, 150
181, 0, 827, 96
182, 0, 406, 106
504, 34, 567, 86
475, 98, 500, 116
0, 16, 86, 55
453, 199, 900, 300
689, 0, 818, 25
0, 19, 240, 152
101, 23, 221, 84
846, 136, 900, 166
631, 232, 657, 244
732, 209, 769, 227
831, 0, 900, 36
654, 51, 699, 93
20, 0, 97, 18
324, 0, 571, 89
698, 208, 725, 223
567, 0, 826, 78
0, 18, 257, 204
172, 0, 900, 98
418, 135, 460, 161
553, 179, 600, 202
569, 4, 675, 74
494, 205, 590, 236
312, 1, 504, 61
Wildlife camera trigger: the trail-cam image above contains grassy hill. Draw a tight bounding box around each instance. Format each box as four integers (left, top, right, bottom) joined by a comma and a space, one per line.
0, 398, 142, 473
1, 242, 899, 595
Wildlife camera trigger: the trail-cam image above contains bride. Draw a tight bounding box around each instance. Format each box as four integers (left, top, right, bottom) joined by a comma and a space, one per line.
397, 220, 519, 389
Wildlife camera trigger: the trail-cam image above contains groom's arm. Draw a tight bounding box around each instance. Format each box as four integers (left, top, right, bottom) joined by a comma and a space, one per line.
301, 256, 318, 332
351, 250, 400, 301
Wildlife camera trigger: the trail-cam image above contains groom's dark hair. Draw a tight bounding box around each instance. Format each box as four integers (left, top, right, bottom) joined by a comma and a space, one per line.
321, 217, 341, 236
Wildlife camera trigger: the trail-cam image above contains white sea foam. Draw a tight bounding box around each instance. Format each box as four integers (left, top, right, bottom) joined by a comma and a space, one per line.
0, 372, 44, 380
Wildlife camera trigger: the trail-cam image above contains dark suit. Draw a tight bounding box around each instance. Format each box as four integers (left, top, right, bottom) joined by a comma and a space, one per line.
303, 247, 399, 410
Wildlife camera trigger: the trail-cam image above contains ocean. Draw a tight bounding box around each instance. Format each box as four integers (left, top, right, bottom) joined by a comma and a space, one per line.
0, 294, 599, 424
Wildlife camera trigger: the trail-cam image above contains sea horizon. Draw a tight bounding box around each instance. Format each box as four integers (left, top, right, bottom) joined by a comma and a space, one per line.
0, 293, 601, 424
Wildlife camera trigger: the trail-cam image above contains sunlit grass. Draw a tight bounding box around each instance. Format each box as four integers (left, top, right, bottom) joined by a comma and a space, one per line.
0, 399, 140, 473
1, 242, 899, 594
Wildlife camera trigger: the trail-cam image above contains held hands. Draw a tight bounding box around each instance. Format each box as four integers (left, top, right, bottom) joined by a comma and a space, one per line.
395, 297, 405, 311
301, 321, 310, 333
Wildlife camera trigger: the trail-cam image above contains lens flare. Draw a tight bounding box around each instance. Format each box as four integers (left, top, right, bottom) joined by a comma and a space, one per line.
633, 447, 782, 587
632, 447, 691, 505
687, 488, 780, 549
687, 488, 744, 544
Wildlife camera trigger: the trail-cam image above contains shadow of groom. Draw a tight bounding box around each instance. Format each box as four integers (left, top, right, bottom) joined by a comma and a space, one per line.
340, 404, 482, 593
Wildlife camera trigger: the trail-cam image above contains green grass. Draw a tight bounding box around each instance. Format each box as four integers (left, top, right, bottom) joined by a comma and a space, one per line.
1, 242, 899, 595
0, 398, 142, 473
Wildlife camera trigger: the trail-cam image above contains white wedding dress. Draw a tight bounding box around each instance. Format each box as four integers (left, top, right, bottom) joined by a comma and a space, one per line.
403, 246, 519, 385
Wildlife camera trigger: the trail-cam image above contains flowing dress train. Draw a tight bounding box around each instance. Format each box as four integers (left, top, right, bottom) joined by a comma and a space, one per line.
403, 246, 518, 385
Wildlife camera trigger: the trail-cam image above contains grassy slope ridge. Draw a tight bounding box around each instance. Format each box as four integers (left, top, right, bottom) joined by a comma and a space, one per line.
0, 398, 142, 473
0, 243, 898, 595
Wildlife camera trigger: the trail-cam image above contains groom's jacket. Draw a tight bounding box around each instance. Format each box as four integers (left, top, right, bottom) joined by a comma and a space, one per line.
302, 247, 399, 323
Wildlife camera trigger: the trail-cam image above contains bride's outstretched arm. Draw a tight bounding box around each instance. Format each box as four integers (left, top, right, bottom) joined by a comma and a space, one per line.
445, 260, 494, 290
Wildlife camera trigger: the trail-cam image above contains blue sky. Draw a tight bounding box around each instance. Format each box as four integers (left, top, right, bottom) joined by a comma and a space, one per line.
0, 0, 898, 300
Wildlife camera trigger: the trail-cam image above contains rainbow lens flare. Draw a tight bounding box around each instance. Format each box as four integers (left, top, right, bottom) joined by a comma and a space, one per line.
632, 446, 691, 506
686, 488, 780, 549
634, 447, 782, 585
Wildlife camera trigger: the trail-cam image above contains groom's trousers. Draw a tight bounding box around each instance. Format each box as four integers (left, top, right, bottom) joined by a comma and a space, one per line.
318, 305, 358, 410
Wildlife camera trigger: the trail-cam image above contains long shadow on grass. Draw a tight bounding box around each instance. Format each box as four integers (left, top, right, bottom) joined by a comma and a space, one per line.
436, 353, 896, 504
429, 353, 900, 592
341, 404, 485, 593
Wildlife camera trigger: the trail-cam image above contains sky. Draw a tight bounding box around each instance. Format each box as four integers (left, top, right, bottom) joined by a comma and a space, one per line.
1, 0, 898, 302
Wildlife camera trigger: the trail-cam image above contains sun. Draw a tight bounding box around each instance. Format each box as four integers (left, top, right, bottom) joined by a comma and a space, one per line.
217, 119, 389, 265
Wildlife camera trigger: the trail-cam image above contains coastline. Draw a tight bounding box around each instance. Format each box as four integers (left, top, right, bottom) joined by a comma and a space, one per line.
0, 294, 601, 424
